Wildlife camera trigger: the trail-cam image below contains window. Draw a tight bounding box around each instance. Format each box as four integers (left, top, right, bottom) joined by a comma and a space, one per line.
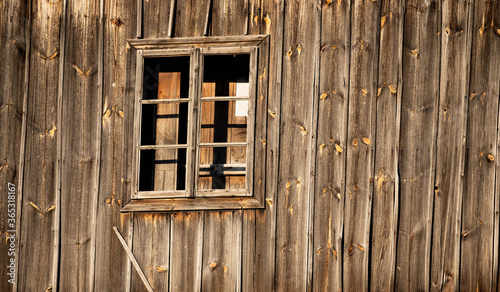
122, 35, 269, 211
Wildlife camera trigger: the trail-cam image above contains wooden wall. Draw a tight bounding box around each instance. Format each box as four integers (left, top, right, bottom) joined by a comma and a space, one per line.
1, 0, 500, 291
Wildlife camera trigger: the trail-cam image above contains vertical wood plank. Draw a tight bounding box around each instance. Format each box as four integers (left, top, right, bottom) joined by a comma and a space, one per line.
430, 0, 471, 290
343, 0, 381, 290
16, 0, 61, 291
58, 0, 100, 289
169, 212, 204, 291
396, 0, 441, 290
370, 0, 404, 290
142, 0, 173, 39
0, 0, 28, 291
253, 1, 284, 291
461, 0, 500, 290
312, 0, 350, 291
274, 0, 320, 291
211, 0, 248, 36
202, 211, 243, 291
93, 0, 137, 290
174, 0, 212, 37
131, 213, 170, 292
242, 210, 256, 291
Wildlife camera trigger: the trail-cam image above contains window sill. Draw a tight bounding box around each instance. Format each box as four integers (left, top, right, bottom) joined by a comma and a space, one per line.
121, 197, 265, 212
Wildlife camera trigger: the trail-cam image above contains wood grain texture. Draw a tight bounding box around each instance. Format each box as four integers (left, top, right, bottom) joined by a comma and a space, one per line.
202, 211, 243, 291
343, 0, 381, 290
430, 0, 471, 290
93, 0, 137, 290
396, 0, 441, 290
312, 0, 350, 291
131, 213, 170, 292
460, 0, 500, 290
174, 0, 211, 37
275, 0, 319, 290
211, 0, 248, 36
142, 0, 173, 38
0, 0, 28, 291
370, 0, 403, 290
169, 212, 204, 291
16, 0, 61, 291
58, 0, 100, 290
253, 1, 284, 291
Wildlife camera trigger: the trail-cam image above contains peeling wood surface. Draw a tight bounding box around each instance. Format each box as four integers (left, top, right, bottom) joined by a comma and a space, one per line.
6, 0, 500, 290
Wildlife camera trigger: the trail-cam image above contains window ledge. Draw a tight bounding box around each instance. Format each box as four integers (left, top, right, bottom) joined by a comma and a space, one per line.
122, 197, 265, 212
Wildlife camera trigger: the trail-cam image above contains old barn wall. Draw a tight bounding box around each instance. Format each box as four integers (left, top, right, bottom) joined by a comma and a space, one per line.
1, 0, 500, 291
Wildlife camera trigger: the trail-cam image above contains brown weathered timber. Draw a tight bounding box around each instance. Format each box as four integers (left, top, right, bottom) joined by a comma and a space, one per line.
93, 0, 137, 290
396, 0, 441, 290
58, 0, 100, 290
370, 0, 404, 290
211, 0, 248, 37
131, 213, 170, 291
16, 0, 60, 291
174, 0, 211, 37
253, 1, 284, 291
343, 0, 381, 290
430, 0, 471, 290
142, 0, 173, 39
312, 0, 350, 290
275, 0, 319, 291
169, 212, 204, 291
461, 0, 500, 290
0, 0, 27, 291
201, 211, 243, 291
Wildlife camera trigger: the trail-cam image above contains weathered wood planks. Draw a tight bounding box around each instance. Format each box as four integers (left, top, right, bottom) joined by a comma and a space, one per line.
0, 0, 28, 291
396, 0, 441, 290
131, 213, 170, 291
461, 0, 500, 290
58, 0, 101, 290
275, 0, 320, 290
430, 0, 471, 290
93, 0, 137, 290
343, 0, 381, 289
16, 0, 62, 291
370, 0, 404, 290
312, 0, 350, 291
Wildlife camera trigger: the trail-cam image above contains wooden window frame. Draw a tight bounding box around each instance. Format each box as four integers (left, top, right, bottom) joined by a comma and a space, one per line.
122, 35, 269, 212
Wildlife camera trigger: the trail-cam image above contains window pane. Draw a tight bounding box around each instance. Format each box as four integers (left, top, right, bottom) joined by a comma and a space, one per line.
198, 146, 246, 190
139, 149, 187, 191
143, 57, 190, 100
140, 103, 188, 146
202, 54, 250, 97
200, 100, 247, 144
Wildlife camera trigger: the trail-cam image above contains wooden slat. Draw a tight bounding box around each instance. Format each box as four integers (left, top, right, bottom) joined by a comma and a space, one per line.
211, 0, 248, 37
142, 0, 173, 39
202, 211, 243, 291
0, 0, 28, 291
169, 212, 204, 291
370, 0, 404, 290
15, 0, 59, 291
113, 226, 154, 292
396, 0, 441, 290
123, 197, 263, 212
275, 0, 319, 290
253, 0, 284, 290
140, 99, 189, 104
174, 0, 212, 37
131, 214, 170, 292
343, 0, 381, 289
58, 0, 101, 289
430, 0, 472, 290
461, 0, 500, 290
312, 0, 350, 290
